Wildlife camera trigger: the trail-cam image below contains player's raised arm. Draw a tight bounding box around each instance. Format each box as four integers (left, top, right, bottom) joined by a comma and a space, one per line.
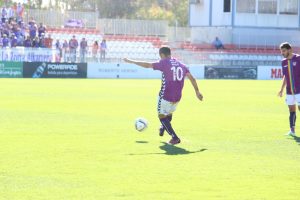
123, 58, 153, 68
186, 72, 203, 101
278, 75, 286, 97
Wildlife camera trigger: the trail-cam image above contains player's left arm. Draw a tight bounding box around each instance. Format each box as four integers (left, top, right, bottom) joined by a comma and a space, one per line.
124, 58, 153, 68
186, 72, 203, 101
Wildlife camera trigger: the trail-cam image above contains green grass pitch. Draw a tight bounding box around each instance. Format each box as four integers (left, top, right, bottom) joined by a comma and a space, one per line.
0, 79, 299, 200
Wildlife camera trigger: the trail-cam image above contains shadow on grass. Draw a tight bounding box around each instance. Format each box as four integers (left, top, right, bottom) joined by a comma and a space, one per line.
292, 136, 300, 145
159, 142, 207, 155
129, 142, 207, 156
135, 141, 149, 144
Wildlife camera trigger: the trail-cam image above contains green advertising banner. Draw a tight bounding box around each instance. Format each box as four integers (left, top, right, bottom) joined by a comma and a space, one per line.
0, 62, 23, 78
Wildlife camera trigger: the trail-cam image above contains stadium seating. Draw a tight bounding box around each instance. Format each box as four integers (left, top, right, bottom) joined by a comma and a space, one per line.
208, 54, 281, 61
47, 27, 283, 63
104, 35, 162, 60
180, 41, 280, 55
48, 28, 162, 61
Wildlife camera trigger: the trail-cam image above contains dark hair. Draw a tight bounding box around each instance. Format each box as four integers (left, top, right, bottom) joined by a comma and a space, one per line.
159, 46, 171, 56
280, 42, 292, 50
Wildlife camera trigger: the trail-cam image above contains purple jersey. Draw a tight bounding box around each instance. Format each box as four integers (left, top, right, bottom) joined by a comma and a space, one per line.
80, 40, 87, 49
282, 54, 300, 95
24, 39, 31, 47
152, 58, 190, 102
29, 25, 37, 38
69, 39, 78, 49
2, 37, 9, 47
38, 26, 46, 37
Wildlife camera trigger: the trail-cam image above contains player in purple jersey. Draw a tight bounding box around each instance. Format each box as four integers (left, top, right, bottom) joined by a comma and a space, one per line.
124, 47, 203, 145
278, 42, 300, 137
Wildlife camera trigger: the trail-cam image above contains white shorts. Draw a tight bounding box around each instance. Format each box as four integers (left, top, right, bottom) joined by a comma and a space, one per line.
286, 94, 300, 105
157, 97, 178, 116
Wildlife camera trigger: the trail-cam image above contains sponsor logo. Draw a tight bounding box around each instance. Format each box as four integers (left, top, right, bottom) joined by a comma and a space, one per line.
271, 68, 283, 79
23, 62, 87, 78
48, 64, 78, 71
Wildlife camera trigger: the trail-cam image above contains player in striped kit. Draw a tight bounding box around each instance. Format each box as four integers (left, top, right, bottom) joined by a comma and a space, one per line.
278, 42, 300, 136
124, 47, 203, 145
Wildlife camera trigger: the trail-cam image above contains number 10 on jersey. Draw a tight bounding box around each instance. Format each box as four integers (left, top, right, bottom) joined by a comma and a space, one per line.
171, 66, 184, 81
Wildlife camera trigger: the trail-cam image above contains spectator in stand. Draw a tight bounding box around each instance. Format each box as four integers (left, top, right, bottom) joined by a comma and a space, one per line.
16, 28, 24, 46
2, 34, 10, 47
11, 22, 17, 33
212, 37, 225, 50
19, 21, 26, 35
55, 39, 62, 62
7, 6, 14, 23
80, 37, 88, 62
38, 23, 46, 37
1, 23, 9, 36
16, 3, 24, 22
28, 17, 35, 26
12, 3, 17, 20
62, 39, 69, 62
1, 7, 7, 23
12, 23, 20, 37
69, 35, 78, 63
10, 33, 17, 47
39, 33, 46, 48
2, 22, 10, 37
0, 8, 51, 50
29, 23, 37, 40
100, 39, 107, 62
92, 41, 99, 62
32, 36, 40, 48
12, 24, 21, 42
0, 23, 3, 36
44, 34, 53, 48
55, 39, 61, 50
24, 35, 32, 47
0, 7, 51, 50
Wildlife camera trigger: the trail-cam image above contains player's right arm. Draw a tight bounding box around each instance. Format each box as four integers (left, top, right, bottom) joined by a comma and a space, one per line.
123, 58, 153, 68
186, 72, 203, 101
278, 75, 286, 97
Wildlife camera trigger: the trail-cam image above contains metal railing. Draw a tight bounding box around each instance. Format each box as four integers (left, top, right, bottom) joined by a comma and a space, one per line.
97, 18, 168, 36
21, 9, 300, 51
168, 27, 191, 42
172, 50, 281, 65
25, 9, 98, 28
23, 9, 168, 36
233, 34, 283, 50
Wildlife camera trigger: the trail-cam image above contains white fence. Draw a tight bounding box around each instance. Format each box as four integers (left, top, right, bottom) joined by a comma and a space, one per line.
25, 9, 98, 28
168, 27, 191, 42
97, 18, 168, 36
25, 9, 169, 36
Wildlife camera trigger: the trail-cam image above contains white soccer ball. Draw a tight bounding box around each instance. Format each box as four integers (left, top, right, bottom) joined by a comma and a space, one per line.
135, 118, 148, 132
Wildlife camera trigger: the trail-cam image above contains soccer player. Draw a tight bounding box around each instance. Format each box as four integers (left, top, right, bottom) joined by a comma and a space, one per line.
278, 42, 300, 136
124, 47, 203, 145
